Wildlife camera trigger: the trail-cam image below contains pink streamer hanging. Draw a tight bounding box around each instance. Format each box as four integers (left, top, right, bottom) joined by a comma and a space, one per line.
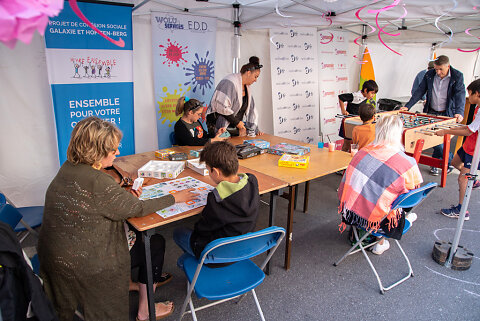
353, 4, 377, 64
457, 6, 480, 52
457, 28, 480, 52
68, 0, 125, 48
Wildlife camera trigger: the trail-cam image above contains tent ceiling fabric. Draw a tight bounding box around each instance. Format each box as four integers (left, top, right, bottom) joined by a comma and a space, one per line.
129, 0, 480, 49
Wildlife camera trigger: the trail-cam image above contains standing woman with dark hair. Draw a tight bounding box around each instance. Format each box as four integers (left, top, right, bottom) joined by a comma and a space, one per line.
207, 56, 265, 136
174, 96, 227, 146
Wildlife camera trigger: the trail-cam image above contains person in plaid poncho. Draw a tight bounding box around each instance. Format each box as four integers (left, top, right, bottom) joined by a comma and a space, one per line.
338, 115, 423, 254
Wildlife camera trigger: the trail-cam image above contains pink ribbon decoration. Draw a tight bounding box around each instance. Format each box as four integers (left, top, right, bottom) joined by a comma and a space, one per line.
68, 0, 125, 48
457, 6, 480, 52
0, 0, 63, 49
458, 28, 480, 52
373, 1, 406, 56
353, 3, 377, 63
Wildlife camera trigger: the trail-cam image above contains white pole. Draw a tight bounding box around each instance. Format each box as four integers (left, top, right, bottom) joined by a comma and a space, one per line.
445, 131, 480, 267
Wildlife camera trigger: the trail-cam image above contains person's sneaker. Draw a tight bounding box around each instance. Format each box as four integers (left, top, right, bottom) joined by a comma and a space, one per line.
472, 180, 480, 190
441, 205, 470, 221
406, 212, 417, 224
430, 167, 439, 176
372, 239, 390, 255
446, 165, 454, 174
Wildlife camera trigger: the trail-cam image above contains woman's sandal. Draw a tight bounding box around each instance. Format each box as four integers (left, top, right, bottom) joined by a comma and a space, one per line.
136, 301, 175, 321
129, 273, 173, 291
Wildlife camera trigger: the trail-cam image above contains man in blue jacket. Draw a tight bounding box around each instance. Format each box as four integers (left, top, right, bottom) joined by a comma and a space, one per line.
402, 55, 465, 176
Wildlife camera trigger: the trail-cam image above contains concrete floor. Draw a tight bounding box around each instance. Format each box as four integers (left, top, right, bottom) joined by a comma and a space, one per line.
125, 165, 480, 321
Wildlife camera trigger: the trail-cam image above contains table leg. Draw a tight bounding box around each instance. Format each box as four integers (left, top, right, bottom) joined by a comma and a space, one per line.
293, 184, 298, 210
441, 134, 451, 188
265, 189, 279, 275
303, 181, 310, 213
144, 229, 156, 321
284, 185, 295, 270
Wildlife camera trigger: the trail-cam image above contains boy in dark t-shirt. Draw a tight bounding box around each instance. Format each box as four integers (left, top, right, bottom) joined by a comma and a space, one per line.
339, 80, 378, 152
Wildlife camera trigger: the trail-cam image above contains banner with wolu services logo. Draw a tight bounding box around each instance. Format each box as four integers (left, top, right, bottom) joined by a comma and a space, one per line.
45, 1, 134, 165
269, 28, 319, 144
317, 30, 349, 148
151, 12, 216, 148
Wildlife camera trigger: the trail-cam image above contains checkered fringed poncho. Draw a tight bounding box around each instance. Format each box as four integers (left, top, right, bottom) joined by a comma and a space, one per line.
338, 144, 423, 232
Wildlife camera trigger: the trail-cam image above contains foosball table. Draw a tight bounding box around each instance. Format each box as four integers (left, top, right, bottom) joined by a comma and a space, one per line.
342, 110, 462, 187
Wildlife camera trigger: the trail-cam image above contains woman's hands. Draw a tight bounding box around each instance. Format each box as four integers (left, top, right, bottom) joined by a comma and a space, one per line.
130, 186, 142, 198
173, 188, 198, 203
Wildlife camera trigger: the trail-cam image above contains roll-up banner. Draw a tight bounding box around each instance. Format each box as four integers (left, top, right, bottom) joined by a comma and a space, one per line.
269, 28, 319, 144
45, 0, 134, 164
151, 12, 217, 148
317, 30, 349, 148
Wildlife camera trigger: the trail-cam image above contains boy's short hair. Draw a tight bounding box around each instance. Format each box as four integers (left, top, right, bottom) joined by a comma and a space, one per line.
200, 141, 239, 176
362, 80, 378, 93
359, 103, 376, 122
467, 79, 480, 95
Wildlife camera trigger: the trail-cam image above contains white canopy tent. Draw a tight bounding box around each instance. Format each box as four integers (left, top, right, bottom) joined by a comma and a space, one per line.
1, 0, 480, 206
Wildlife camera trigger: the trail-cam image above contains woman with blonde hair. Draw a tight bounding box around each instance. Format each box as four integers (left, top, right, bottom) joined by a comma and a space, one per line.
38, 117, 197, 321
174, 96, 226, 146
338, 115, 423, 255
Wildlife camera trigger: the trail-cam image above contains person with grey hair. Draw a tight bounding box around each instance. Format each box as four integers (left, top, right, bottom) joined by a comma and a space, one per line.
411, 60, 435, 100
402, 55, 466, 176
338, 115, 423, 255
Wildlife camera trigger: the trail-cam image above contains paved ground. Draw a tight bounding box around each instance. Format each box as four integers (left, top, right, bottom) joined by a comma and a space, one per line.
125, 165, 480, 321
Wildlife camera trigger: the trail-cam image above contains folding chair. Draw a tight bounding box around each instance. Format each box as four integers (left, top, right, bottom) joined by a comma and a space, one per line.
0, 204, 39, 274
0, 191, 43, 243
334, 182, 438, 294
177, 226, 285, 321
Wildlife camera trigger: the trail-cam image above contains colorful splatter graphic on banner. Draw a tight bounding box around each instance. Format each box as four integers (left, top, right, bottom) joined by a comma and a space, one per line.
184, 51, 215, 95
152, 12, 216, 148
157, 85, 190, 126
159, 39, 188, 67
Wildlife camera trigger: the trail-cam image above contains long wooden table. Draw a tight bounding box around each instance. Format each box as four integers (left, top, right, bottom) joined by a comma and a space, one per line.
228, 134, 352, 269
114, 150, 287, 321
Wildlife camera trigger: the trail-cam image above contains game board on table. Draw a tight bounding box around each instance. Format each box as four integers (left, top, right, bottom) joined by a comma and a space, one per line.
139, 176, 214, 218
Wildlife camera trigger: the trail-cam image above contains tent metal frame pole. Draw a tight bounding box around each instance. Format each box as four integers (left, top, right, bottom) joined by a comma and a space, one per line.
233, 3, 241, 73
445, 133, 480, 268
358, 24, 367, 88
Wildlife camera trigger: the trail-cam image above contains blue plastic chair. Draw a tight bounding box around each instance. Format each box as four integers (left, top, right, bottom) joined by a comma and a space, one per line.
0, 192, 43, 243
0, 204, 39, 274
334, 182, 438, 294
177, 226, 286, 321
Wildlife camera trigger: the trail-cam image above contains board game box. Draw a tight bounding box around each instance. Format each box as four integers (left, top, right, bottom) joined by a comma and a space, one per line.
139, 176, 213, 218
155, 149, 176, 159
235, 143, 266, 159
268, 143, 311, 156
138, 160, 185, 179
278, 154, 310, 169
243, 139, 270, 149
186, 158, 209, 176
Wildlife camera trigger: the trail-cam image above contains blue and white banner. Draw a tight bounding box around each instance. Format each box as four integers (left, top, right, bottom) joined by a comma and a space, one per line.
45, 1, 134, 164
151, 12, 216, 148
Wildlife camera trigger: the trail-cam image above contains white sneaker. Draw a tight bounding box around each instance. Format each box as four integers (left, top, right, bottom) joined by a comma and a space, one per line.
372, 239, 390, 255
406, 212, 417, 224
